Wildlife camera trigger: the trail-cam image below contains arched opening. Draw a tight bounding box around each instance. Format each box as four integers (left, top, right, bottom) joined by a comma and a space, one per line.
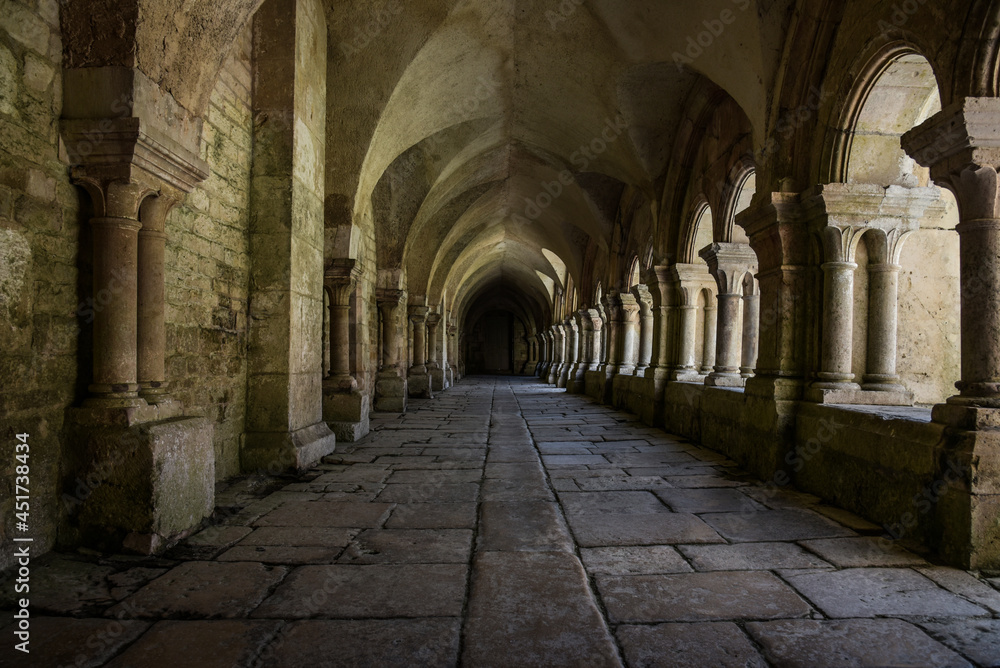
843, 51, 960, 405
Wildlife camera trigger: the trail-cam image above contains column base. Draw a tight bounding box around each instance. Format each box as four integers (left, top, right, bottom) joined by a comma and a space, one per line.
705, 372, 746, 388
323, 386, 370, 442
375, 371, 408, 412
805, 385, 913, 405
430, 366, 449, 392
62, 407, 214, 555
672, 367, 704, 383
241, 422, 336, 474
408, 371, 433, 398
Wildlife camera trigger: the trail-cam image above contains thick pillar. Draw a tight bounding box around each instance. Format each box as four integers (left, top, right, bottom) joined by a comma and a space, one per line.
242, 0, 336, 472
902, 96, 1000, 569
741, 274, 760, 378
408, 306, 433, 398
375, 289, 407, 411
567, 313, 588, 392
560, 318, 578, 389
548, 324, 564, 385
701, 243, 758, 387
323, 259, 368, 441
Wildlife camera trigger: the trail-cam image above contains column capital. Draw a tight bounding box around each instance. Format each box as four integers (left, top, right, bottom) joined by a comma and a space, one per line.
698, 243, 758, 295
426, 312, 442, 328
408, 305, 429, 324
376, 288, 405, 308
618, 292, 641, 321
325, 259, 360, 306
902, 97, 1000, 193
670, 263, 716, 305
63, 117, 208, 215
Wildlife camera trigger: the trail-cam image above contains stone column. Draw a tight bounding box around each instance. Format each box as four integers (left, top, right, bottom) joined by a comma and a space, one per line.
73, 179, 154, 406
863, 260, 903, 391
632, 285, 654, 374
548, 324, 564, 385
674, 304, 699, 379
322, 260, 368, 441
649, 266, 675, 374
375, 289, 407, 411
427, 312, 447, 391
324, 259, 360, 392
741, 273, 760, 378
588, 311, 604, 370
137, 194, 179, 406
617, 293, 640, 376
700, 297, 717, 375
408, 306, 432, 398
902, 96, 1000, 569
701, 243, 758, 387
560, 318, 579, 389
601, 291, 621, 378
448, 323, 459, 383
816, 257, 858, 389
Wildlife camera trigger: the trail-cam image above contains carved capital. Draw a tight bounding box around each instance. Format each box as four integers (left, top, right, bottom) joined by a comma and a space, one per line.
699, 242, 758, 295
325, 259, 360, 306
408, 305, 429, 324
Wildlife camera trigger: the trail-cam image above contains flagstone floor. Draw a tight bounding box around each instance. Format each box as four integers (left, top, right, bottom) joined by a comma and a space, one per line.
3, 377, 999, 667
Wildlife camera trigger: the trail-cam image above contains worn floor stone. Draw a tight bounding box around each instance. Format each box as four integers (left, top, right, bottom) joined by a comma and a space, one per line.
256, 619, 463, 668
462, 551, 621, 667
105, 620, 283, 668
783, 568, 990, 618
616, 622, 765, 668
746, 619, 973, 668
920, 619, 1000, 667
598, 571, 813, 623
251, 564, 467, 618
6, 378, 997, 667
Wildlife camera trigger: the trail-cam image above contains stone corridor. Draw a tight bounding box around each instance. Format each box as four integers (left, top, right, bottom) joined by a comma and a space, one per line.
4, 377, 1000, 667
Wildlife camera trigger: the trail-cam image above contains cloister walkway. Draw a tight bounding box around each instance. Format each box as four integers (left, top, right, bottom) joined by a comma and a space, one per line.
5, 377, 999, 667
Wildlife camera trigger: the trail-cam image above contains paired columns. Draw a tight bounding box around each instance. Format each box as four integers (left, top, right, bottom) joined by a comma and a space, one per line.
701, 243, 758, 387
408, 305, 433, 398
670, 264, 717, 382
375, 289, 407, 411
803, 183, 941, 404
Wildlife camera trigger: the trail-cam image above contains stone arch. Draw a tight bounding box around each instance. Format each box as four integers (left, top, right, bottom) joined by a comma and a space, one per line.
680, 199, 714, 264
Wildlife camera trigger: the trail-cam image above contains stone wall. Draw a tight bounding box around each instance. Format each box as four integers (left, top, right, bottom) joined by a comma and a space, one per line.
165, 25, 254, 480
0, 0, 78, 570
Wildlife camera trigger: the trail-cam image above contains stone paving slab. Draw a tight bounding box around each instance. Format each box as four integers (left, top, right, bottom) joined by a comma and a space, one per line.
105, 620, 283, 668
384, 502, 478, 529
782, 568, 990, 618
915, 566, 1000, 615
251, 564, 467, 619
542, 454, 610, 467
481, 476, 554, 501
256, 619, 462, 668
559, 490, 671, 515
919, 619, 1000, 667
655, 488, 762, 514
462, 551, 621, 667
573, 475, 675, 491
662, 474, 745, 488
253, 501, 393, 528
597, 571, 813, 623
580, 546, 693, 575
567, 511, 725, 547
387, 469, 483, 484
237, 526, 355, 547
110, 561, 289, 619
746, 618, 973, 668
615, 622, 765, 668
1, 617, 149, 668
678, 542, 833, 571
799, 536, 927, 568
375, 482, 479, 503
479, 500, 574, 552
700, 509, 857, 542
338, 529, 473, 564
217, 546, 343, 564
